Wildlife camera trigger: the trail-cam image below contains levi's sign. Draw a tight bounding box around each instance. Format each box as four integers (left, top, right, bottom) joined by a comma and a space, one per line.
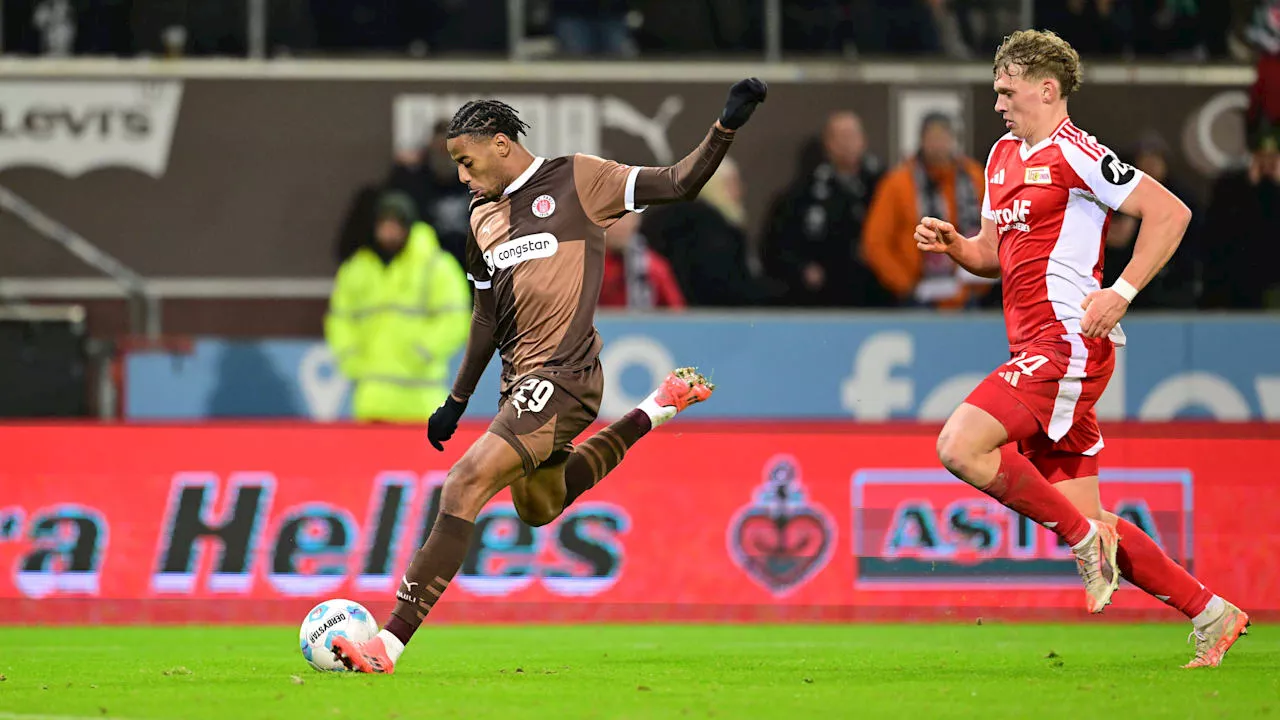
0, 81, 183, 178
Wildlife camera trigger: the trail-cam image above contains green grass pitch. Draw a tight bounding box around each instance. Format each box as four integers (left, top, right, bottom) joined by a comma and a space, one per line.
0, 624, 1273, 719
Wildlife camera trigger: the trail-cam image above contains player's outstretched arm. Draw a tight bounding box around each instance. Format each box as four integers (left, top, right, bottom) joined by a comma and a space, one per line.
630, 78, 767, 206
1080, 176, 1191, 338
915, 216, 1000, 279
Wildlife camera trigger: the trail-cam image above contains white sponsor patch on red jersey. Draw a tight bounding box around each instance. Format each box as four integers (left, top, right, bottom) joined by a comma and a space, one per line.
1024, 166, 1052, 185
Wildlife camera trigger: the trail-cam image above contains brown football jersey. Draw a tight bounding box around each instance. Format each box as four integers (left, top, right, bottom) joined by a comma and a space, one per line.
452, 125, 734, 400
464, 154, 648, 384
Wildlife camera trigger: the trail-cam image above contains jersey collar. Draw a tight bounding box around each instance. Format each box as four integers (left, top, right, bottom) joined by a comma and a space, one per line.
1019, 117, 1071, 161
503, 156, 546, 197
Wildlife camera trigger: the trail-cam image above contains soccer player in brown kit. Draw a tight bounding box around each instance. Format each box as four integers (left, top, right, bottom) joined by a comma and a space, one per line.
331, 78, 768, 674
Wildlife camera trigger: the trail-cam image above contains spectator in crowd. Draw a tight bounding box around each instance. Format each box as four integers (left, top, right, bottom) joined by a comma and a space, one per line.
927, 0, 981, 59
850, 0, 942, 56
761, 111, 889, 306
643, 156, 773, 306
1200, 119, 1280, 309
781, 0, 854, 55
949, 0, 1023, 58
1139, 0, 1233, 59
779, 0, 979, 57
862, 112, 990, 309
385, 119, 473, 267
599, 210, 685, 310
32, 0, 75, 55
631, 0, 762, 55
325, 191, 471, 423
551, 0, 635, 57
1103, 132, 1202, 308
1039, 0, 1242, 58
1246, 0, 1280, 130
4, 0, 1259, 59
1036, 0, 1132, 57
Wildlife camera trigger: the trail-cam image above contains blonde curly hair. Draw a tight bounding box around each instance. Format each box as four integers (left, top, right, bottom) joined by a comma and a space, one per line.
993, 30, 1083, 97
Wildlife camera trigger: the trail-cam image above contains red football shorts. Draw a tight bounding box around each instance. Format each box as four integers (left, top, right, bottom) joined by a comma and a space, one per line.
965, 334, 1116, 483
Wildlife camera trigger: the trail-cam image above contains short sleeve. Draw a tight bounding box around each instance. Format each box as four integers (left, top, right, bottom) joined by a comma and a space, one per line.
1058, 134, 1145, 211
981, 177, 994, 221
573, 153, 644, 227
980, 139, 1005, 221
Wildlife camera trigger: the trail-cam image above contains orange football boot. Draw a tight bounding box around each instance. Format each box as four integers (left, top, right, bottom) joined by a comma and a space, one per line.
330, 635, 396, 675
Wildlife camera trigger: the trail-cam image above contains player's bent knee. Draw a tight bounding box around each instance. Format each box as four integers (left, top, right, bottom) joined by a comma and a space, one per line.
439, 457, 494, 520
513, 500, 558, 528
936, 430, 976, 481
446, 454, 483, 488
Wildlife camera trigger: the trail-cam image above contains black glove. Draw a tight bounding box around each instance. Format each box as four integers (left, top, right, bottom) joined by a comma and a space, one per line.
427, 395, 468, 451
719, 77, 768, 131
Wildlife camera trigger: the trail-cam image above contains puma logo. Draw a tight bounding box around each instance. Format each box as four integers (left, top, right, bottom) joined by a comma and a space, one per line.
394, 93, 685, 167
401, 577, 418, 593
602, 95, 683, 165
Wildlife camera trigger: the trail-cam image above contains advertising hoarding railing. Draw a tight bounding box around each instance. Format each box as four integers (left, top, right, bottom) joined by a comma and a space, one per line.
3, 422, 1276, 625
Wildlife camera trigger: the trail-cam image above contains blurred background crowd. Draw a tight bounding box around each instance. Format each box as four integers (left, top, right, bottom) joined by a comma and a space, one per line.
295, 2, 1280, 315
1, 0, 1272, 62
3, 1, 1277, 316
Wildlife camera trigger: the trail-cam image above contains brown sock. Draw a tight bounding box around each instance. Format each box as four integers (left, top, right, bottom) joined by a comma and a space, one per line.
561, 409, 651, 511
386, 513, 474, 646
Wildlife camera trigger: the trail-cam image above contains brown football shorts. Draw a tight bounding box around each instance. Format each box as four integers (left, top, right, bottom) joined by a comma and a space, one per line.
488, 360, 604, 476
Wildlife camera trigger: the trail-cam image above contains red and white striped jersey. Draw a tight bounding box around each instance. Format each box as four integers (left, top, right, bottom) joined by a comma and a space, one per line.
981, 118, 1143, 350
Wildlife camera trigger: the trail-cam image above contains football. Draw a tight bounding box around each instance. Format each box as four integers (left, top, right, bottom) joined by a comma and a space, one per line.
298, 599, 379, 672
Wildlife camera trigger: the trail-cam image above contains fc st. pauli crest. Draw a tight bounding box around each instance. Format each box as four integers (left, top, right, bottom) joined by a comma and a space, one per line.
726, 455, 836, 596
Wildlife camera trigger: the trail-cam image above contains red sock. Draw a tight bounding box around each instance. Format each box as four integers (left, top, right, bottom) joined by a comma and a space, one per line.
981, 445, 1093, 546
1114, 518, 1212, 618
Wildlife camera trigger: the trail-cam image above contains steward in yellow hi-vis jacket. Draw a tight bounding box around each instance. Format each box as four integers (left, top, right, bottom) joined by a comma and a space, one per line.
326, 191, 471, 422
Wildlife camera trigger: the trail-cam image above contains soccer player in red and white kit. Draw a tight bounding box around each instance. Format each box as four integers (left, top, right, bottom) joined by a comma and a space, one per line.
915, 30, 1250, 668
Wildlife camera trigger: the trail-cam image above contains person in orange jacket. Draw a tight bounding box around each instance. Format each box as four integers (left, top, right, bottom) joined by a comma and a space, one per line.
862, 112, 993, 309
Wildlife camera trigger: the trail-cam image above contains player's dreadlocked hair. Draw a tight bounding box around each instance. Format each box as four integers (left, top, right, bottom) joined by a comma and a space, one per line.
993, 29, 1083, 97
446, 100, 531, 141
